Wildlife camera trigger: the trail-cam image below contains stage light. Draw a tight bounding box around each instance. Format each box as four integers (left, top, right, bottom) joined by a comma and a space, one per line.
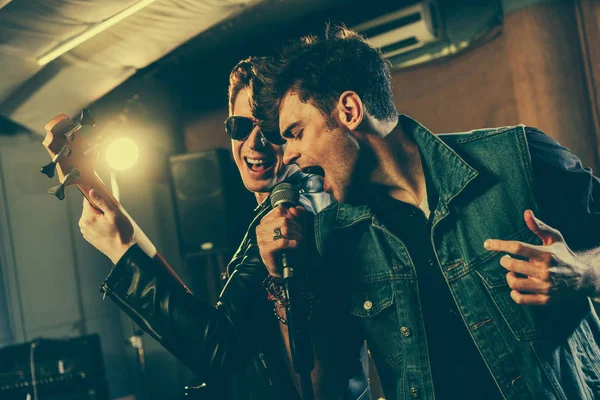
106, 137, 139, 171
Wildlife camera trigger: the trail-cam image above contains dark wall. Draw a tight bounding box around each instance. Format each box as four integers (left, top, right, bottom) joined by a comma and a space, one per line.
392, 1, 598, 170
183, 2, 600, 173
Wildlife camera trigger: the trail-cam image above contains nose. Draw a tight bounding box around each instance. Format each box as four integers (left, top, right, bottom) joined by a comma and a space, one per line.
246, 125, 267, 149
283, 142, 300, 165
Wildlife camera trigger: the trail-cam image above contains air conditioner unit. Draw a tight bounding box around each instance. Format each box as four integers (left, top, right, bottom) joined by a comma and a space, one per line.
353, 1, 441, 59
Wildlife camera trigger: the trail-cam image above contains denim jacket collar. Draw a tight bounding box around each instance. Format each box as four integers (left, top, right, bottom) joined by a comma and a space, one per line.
333, 115, 479, 228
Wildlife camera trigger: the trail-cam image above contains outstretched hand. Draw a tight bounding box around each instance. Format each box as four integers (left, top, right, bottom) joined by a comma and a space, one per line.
79, 189, 135, 264
484, 210, 597, 305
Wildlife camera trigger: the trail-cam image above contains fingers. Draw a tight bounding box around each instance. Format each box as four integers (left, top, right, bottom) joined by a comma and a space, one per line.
80, 192, 111, 231
80, 197, 95, 232
499, 255, 551, 281
505, 271, 552, 295
276, 225, 304, 241
258, 215, 303, 233
256, 205, 306, 277
257, 206, 305, 243
487, 213, 577, 307
256, 220, 304, 245
79, 189, 120, 237
259, 238, 302, 254
500, 254, 557, 305
509, 290, 551, 306
264, 205, 306, 220
287, 206, 306, 218
88, 188, 118, 213
82, 194, 102, 216
484, 239, 548, 261
523, 209, 562, 246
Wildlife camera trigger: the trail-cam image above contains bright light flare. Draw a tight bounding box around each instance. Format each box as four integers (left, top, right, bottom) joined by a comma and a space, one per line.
106, 137, 139, 171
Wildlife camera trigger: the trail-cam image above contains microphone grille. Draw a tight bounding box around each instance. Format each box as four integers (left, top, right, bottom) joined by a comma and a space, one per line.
270, 182, 299, 208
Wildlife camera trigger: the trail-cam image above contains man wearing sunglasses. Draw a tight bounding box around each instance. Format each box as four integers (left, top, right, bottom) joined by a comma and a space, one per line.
78, 56, 369, 399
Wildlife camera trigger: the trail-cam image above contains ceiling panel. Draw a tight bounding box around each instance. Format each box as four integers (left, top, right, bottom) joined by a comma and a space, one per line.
0, 0, 262, 134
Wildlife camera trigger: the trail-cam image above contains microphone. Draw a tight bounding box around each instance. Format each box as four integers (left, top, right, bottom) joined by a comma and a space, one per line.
269, 182, 300, 281
269, 182, 315, 395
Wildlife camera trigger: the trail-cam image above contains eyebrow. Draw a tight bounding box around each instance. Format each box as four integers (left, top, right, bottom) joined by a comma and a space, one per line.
281, 121, 301, 139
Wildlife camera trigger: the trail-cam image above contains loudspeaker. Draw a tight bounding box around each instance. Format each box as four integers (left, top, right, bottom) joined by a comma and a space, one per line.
0, 334, 109, 400
169, 149, 254, 258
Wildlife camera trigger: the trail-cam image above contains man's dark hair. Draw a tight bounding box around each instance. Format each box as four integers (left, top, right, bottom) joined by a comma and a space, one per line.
255, 25, 398, 130
228, 56, 272, 115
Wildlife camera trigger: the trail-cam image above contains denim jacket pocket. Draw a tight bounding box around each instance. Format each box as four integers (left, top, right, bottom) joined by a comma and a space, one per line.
475, 252, 548, 341
347, 280, 403, 366
348, 280, 394, 318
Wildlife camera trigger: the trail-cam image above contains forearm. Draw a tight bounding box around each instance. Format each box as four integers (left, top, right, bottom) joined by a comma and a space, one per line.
102, 245, 245, 382
578, 245, 600, 260
577, 245, 600, 296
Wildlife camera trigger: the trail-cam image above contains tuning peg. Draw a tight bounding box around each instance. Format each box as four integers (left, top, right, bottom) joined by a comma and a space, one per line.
47, 168, 80, 200
78, 109, 96, 128
47, 182, 66, 200
40, 145, 71, 178
63, 109, 96, 141
40, 162, 56, 178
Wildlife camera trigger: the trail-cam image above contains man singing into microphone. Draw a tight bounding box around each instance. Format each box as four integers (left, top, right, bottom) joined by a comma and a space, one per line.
77, 56, 369, 400
254, 27, 600, 400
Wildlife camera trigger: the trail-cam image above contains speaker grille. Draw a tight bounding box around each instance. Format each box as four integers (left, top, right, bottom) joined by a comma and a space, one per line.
169, 149, 253, 257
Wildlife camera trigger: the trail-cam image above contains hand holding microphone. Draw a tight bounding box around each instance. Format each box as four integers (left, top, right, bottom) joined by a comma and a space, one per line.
256, 182, 306, 277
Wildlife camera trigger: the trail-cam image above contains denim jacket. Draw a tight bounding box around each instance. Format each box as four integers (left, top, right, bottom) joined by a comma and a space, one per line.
314, 116, 600, 399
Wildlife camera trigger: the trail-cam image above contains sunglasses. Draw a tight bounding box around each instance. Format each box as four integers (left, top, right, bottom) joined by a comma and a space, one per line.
224, 116, 286, 145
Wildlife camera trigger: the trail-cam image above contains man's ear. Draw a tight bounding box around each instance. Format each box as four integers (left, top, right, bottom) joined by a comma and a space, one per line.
335, 91, 363, 130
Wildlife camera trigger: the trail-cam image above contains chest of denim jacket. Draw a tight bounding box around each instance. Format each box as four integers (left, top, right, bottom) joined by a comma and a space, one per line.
315, 126, 566, 399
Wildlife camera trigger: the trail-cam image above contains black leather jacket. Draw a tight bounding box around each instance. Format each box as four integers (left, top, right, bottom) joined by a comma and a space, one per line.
100, 172, 370, 399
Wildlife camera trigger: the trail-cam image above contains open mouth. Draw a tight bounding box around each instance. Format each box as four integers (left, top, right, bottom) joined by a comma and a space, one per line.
301, 166, 325, 177
303, 166, 330, 192
245, 156, 275, 173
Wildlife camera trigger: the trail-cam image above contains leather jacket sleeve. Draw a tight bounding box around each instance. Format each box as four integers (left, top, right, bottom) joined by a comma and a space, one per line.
100, 241, 270, 385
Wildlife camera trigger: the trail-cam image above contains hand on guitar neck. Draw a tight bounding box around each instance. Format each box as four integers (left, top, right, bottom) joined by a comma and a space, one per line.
80, 189, 136, 264
42, 111, 157, 264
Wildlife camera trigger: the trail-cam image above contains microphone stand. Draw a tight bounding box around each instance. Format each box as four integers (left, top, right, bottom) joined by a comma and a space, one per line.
282, 254, 314, 400
126, 330, 148, 400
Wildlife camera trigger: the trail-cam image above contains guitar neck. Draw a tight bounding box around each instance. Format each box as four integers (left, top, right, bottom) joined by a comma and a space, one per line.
75, 172, 158, 260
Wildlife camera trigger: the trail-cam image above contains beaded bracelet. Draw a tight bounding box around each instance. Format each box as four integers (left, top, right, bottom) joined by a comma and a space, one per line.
273, 303, 288, 325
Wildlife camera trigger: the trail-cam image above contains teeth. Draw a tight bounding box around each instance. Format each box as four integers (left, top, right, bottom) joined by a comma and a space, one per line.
247, 158, 268, 165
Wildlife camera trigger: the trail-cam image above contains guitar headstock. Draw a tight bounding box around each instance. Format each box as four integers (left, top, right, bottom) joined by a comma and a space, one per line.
40, 110, 158, 259
41, 109, 97, 200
